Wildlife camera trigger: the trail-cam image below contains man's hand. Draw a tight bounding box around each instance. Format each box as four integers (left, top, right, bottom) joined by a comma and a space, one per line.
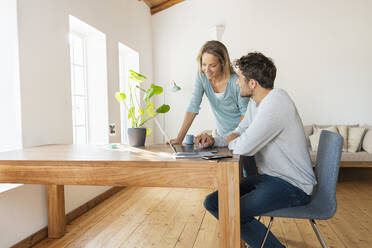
194, 133, 215, 148
226, 133, 240, 145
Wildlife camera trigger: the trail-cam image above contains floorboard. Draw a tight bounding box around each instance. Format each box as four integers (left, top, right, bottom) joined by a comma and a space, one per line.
34, 169, 372, 248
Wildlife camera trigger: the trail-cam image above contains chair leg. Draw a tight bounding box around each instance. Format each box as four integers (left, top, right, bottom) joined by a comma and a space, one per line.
260, 217, 274, 248
309, 219, 328, 248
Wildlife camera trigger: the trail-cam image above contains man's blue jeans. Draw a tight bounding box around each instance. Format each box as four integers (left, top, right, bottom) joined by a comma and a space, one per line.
203, 174, 311, 248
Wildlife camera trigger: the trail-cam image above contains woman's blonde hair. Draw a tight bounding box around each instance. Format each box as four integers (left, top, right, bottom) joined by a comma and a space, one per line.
197, 40, 235, 79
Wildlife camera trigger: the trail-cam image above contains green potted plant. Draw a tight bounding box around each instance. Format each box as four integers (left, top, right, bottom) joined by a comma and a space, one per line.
115, 70, 170, 146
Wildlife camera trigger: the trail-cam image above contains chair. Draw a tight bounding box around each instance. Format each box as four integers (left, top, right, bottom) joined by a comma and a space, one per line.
259, 130, 343, 248
240, 155, 257, 177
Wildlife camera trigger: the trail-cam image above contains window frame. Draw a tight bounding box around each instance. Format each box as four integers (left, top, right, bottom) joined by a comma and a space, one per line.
69, 32, 90, 144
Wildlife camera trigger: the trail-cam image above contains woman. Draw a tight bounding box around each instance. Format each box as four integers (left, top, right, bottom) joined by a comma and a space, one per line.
170, 40, 249, 144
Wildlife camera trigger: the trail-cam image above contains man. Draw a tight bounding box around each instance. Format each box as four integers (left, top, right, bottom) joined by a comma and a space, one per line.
195, 52, 316, 248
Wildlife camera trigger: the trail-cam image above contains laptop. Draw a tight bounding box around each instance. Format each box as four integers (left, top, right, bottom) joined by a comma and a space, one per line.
154, 118, 216, 156
170, 143, 216, 155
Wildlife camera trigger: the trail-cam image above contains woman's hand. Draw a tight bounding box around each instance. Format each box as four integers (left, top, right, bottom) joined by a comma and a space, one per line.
169, 138, 183, 144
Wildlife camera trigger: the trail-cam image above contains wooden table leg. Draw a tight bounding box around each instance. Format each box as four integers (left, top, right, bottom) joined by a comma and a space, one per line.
218, 162, 241, 248
46, 184, 66, 238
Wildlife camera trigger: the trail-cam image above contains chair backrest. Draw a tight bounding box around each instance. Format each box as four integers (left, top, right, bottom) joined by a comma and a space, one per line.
311, 130, 343, 219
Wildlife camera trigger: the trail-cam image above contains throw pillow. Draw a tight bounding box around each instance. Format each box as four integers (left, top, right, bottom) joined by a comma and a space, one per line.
337, 125, 348, 152
303, 125, 313, 148
309, 125, 339, 151
312, 125, 339, 137
362, 126, 372, 154
347, 127, 366, 153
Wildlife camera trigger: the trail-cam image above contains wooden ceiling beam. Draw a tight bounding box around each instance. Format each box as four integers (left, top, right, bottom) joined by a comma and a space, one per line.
150, 0, 185, 15
140, 0, 152, 8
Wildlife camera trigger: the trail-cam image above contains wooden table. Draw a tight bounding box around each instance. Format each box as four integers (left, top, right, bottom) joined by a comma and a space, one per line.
0, 144, 241, 248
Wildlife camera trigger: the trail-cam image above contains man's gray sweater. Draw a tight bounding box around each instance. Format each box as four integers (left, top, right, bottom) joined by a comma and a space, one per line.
215, 88, 316, 195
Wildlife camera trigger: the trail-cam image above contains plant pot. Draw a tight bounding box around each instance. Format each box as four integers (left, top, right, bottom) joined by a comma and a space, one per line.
127, 128, 146, 147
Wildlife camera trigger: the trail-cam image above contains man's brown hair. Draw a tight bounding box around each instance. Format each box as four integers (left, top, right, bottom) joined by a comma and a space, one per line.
235, 52, 276, 89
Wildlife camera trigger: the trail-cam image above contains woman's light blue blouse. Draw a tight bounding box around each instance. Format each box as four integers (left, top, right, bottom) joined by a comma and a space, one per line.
186, 73, 249, 135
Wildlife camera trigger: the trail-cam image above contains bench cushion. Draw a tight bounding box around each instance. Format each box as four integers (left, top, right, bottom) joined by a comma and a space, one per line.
310, 150, 372, 162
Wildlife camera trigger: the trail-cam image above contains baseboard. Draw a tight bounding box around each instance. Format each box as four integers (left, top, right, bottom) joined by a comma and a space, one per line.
11, 186, 125, 248
338, 167, 372, 181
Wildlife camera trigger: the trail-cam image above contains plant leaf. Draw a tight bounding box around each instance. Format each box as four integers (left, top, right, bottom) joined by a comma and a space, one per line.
144, 84, 164, 102
146, 127, 152, 136
138, 108, 144, 116
156, 104, 170, 114
144, 88, 155, 102
115, 92, 126, 102
129, 70, 146, 83
151, 84, 163, 95
145, 102, 156, 117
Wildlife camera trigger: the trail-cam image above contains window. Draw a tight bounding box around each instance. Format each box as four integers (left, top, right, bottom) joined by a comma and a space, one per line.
118, 43, 140, 144
69, 33, 89, 144
69, 15, 109, 145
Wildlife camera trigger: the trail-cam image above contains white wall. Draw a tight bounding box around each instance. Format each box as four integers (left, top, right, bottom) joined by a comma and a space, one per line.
0, 0, 23, 193
0, 185, 47, 246
0, 0, 153, 246
0, 0, 22, 152
151, 0, 372, 142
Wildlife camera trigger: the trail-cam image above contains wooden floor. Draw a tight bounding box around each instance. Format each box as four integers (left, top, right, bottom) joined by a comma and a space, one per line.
34, 168, 372, 248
